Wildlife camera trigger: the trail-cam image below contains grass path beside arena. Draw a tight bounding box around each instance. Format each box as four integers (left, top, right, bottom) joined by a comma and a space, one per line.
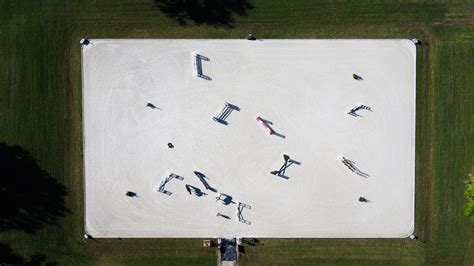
0, 1, 472, 264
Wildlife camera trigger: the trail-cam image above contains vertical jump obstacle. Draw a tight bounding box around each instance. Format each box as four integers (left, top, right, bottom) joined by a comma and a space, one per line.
213, 103, 240, 125
193, 52, 211, 80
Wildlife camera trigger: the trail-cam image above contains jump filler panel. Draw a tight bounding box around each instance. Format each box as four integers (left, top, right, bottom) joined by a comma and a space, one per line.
82, 40, 416, 238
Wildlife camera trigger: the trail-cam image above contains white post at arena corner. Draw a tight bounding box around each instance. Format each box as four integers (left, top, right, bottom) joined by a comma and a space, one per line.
247, 33, 256, 41
80, 38, 90, 46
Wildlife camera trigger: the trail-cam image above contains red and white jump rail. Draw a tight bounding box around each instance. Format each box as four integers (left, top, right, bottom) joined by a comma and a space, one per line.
256, 116, 275, 135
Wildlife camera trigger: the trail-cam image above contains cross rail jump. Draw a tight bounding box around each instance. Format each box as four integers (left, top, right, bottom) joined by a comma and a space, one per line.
157, 173, 184, 195
347, 104, 372, 117
213, 102, 240, 125
270, 154, 301, 179
192, 52, 211, 80
237, 202, 251, 225
341, 157, 369, 177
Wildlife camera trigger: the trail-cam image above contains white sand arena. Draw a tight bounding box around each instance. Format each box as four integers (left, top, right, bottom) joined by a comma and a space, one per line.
82, 39, 416, 238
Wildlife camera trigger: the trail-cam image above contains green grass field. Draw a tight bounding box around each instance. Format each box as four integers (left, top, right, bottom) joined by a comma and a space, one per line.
0, 0, 473, 264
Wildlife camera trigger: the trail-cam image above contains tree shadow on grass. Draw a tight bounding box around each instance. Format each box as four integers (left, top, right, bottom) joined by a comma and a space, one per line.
0, 142, 70, 234
0, 243, 24, 264
0, 243, 56, 265
155, 0, 254, 27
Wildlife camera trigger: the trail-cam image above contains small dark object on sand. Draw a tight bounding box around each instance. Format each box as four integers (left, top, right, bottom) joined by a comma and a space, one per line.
126, 191, 137, 197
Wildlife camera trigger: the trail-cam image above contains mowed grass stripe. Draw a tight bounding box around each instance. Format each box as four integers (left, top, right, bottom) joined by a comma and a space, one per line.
427, 26, 474, 264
